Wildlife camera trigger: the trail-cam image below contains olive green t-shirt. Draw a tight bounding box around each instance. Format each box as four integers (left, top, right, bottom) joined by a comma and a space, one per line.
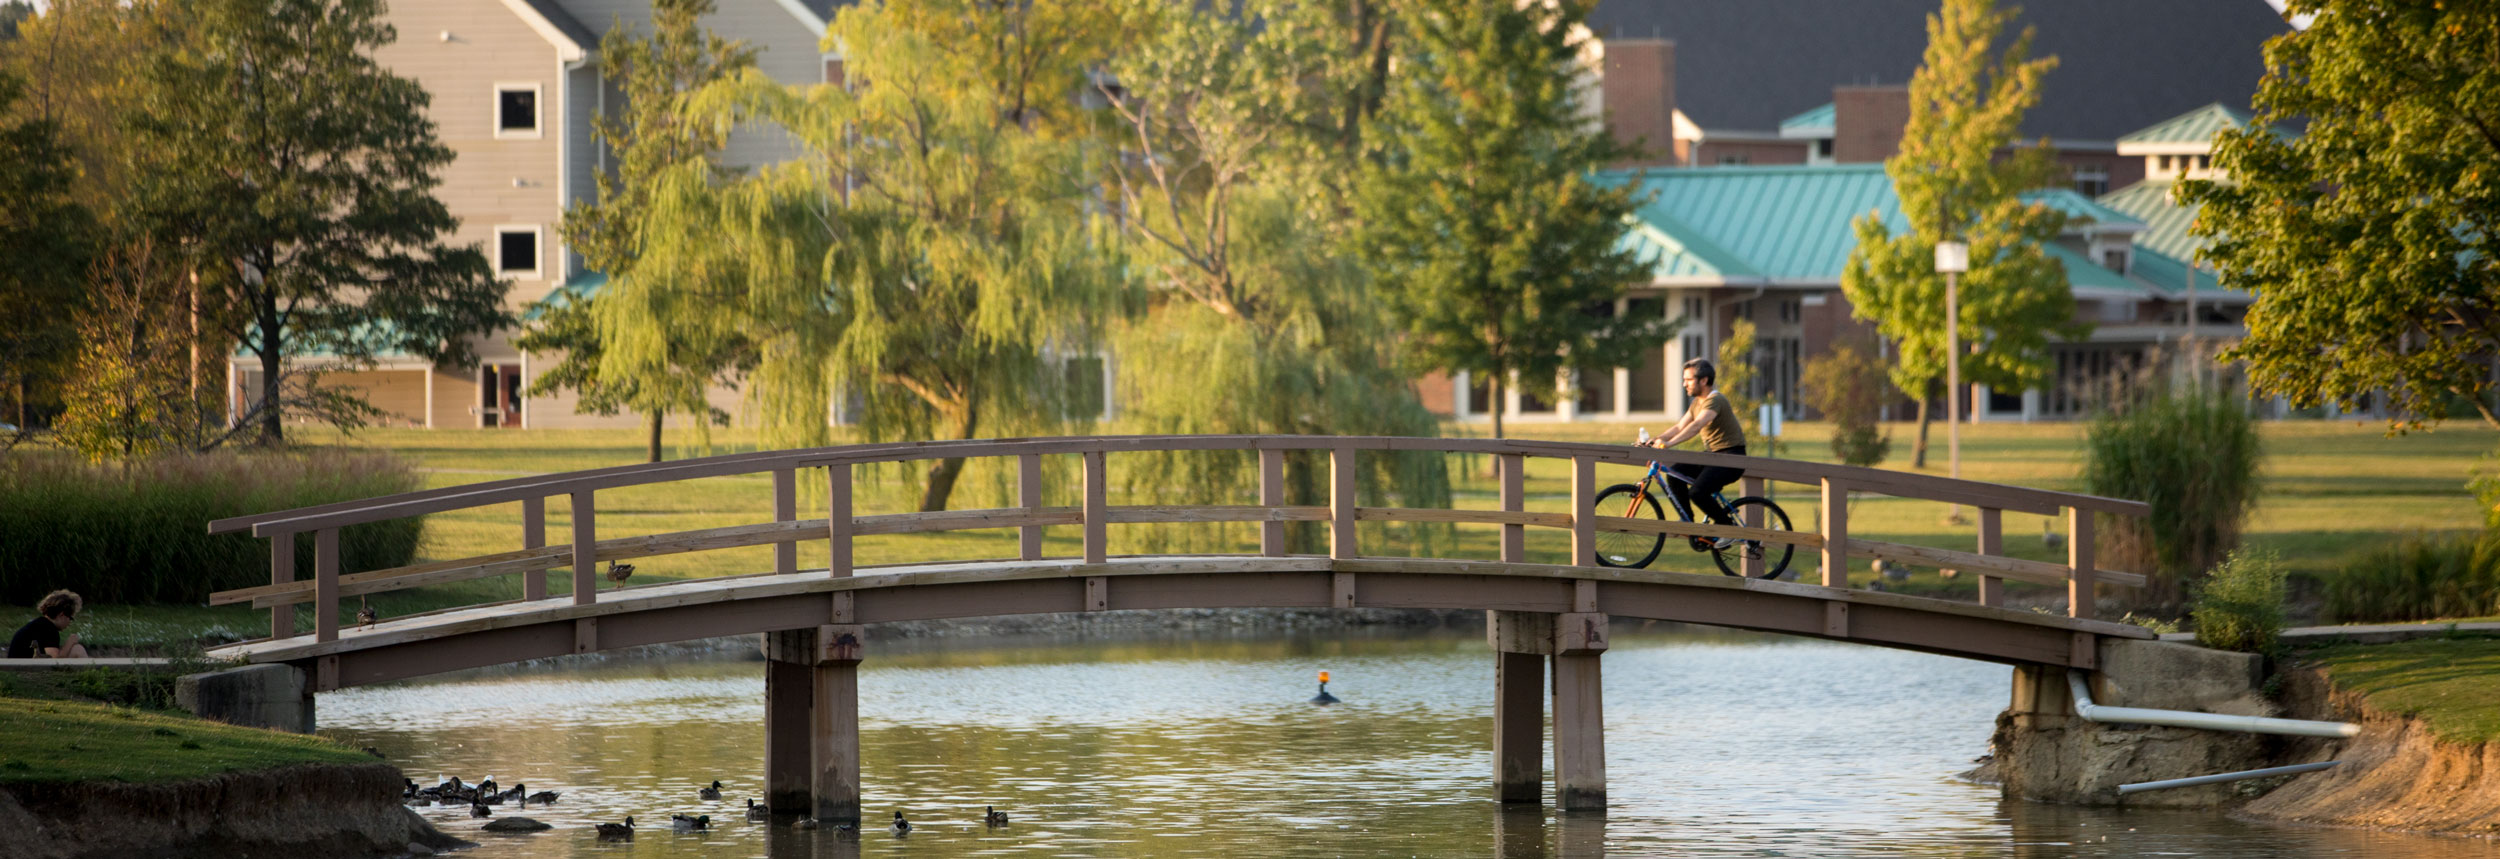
1689, 391, 1746, 452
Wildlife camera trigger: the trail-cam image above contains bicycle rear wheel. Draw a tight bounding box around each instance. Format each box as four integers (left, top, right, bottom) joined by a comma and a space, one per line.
1710, 496, 1795, 579
1593, 483, 1666, 569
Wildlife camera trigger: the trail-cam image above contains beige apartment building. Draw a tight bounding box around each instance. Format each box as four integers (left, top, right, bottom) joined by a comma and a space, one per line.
227, 0, 837, 430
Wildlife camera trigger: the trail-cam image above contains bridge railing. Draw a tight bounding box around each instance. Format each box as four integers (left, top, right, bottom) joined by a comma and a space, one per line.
207, 435, 2150, 646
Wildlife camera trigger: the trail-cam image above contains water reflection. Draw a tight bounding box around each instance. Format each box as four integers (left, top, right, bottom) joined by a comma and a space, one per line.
320, 626, 2500, 858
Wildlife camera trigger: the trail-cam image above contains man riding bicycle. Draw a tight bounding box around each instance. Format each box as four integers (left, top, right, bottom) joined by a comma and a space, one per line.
1640, 358, 1746, 548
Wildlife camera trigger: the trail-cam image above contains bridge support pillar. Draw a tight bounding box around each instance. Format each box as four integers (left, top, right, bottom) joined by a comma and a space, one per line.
1488, 611, 1549, 804
763, 630, 815, 815
1554, 612, 1608, 811
765, 625, 866, 824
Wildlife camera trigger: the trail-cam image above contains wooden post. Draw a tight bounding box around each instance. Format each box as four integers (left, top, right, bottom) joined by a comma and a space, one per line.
1499, 454, 1525, 563
827, 464, 852, 577
522, 496, 546, 601
1977, 507, 2004, 608
763, 629, 816, 815
1330, 447, 1358, 560
571, 490, 597, 605
268, 532, 295, 639
1259, 449, 1286, 557
1570, 456, 1596, 567
2068, 508, 2096, 620
1019, 454, 1044, 561
1553, 624, 1607, 810
774, 467, 798, 576
811, 625, 864, 824
1820, 478, 1849, 588
1740, 476, 1765, 578
1494, 649, 1544, 803
313, 528, 339, 643
1083, 450, 1107, 565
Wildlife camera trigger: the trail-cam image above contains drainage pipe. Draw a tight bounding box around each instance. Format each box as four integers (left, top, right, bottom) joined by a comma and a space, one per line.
2117, 761, 2342, 795
2068, 672, 2359, 739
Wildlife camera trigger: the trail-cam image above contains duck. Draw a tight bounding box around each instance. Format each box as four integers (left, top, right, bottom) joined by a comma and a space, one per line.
697, 779, 723, 800
671, 813, 710, 831
606, 560, 635, 584
984, 805, 1009, 827
594, 816, 635, 841
746, 798, 769, 821
890, 810, 911, 836
523, 789, 560, 807
356, 597, 378, 629
469, 799, 491, 818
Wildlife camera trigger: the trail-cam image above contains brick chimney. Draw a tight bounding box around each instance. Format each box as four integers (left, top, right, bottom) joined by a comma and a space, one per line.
1600, 39, 1676, 167
1832, 85, 1910, 163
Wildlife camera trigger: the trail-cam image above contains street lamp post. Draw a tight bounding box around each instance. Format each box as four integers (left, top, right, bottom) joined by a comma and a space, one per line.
1935, 241, 1969, 516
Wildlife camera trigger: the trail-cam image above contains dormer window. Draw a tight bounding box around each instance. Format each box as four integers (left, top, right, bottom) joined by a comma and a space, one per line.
2102, 248, 2128, 275
2074, 165, 2109, 197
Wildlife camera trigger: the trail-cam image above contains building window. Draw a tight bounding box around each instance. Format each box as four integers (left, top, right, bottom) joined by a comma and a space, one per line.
2157, 154, 2173, 172
2196, 154, 2212, 171
1815, 138, 1834, 158
495, 226, 542, 279
495, 83, 541, 139
2073, 165, 2109, 197
1716, 152, 1751, 166
2102, 248, 2127, 274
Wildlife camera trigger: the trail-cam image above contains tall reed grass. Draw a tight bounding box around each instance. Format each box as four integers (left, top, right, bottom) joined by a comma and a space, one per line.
2321, 531, 2500, 624
2083, 387, 2260, 610
0, 451, 422, 605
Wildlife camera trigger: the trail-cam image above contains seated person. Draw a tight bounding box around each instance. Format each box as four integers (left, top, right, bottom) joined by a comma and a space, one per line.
8, 590, 89, 659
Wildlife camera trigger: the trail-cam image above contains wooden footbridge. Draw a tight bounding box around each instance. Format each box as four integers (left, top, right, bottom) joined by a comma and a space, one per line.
203, 435, 2151, 819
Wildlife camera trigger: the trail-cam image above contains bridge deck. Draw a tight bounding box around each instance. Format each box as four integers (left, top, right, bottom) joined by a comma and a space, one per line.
209, 556, 2152, 689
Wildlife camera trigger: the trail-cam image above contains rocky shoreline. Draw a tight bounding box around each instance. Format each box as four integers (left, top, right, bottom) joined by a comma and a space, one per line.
0, 763, 469, 859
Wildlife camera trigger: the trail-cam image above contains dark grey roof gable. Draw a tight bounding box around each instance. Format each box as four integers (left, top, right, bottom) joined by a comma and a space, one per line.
1588, 0, 2292, 142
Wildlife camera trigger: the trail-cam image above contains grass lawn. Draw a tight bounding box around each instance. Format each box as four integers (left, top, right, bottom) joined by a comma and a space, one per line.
2301, 635, 2500, 744
68, 417, 2500, 645
0, 698, 371, 784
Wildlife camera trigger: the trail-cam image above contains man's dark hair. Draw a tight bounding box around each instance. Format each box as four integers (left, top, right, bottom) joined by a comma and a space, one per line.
37, 590, 79, 620
1683, 358, 1716, 386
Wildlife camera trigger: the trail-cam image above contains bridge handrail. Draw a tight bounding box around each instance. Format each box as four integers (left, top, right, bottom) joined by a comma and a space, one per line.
210, 435, 2144, 538
207, 434, 2149, 646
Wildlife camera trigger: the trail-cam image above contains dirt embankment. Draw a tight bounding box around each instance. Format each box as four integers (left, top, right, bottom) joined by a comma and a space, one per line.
2237, 668, 2500, 837
0, 762, 469, 859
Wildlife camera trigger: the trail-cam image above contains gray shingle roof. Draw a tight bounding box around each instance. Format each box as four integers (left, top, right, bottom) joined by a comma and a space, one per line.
1587, 0, 2292, 142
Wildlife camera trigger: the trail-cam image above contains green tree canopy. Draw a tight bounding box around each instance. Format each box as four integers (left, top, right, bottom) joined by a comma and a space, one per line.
126, 0, 505, 444
1356, 0, 1661, 440
2183, 0, 2500, 430
1839, 0, 2078, 467
523, 0, 757, 462
0, 69, 92, 437
689, 0, 1128, 511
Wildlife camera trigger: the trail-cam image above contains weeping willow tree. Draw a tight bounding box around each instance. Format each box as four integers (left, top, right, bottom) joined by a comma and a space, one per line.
683, 0, 1128, 512
1100, 0, 1449, 554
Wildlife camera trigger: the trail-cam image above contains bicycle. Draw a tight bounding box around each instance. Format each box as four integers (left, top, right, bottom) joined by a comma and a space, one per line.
1591, 429, 1795, 578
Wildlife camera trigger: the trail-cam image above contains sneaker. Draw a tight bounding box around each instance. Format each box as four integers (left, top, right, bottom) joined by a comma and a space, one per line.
1708, 536, 1740, 551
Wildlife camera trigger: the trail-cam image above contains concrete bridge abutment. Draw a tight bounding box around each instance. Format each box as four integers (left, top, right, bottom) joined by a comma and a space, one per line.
1992, 638, 2274, 807
176, 663, 315, 733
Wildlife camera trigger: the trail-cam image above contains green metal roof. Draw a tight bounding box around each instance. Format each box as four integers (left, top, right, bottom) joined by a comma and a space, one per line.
2096, 180, 2203, 264
1608, 164, 1904, 282
1779, 102, 1835, 134
2020, 187, 2145, 230
522, 271, 608, 322
2117, 103, 2250, 146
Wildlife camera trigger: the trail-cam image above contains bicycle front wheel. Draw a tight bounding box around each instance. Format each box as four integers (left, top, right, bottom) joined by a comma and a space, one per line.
1593, 483, 1666, 569
1711, 496, 1795, 579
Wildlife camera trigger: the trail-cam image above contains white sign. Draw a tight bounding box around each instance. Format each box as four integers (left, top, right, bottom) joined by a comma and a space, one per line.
1758, 402, 1783, 438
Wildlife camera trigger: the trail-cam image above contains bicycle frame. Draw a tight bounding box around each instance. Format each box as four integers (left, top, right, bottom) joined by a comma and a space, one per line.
1620, 459, 1733, 524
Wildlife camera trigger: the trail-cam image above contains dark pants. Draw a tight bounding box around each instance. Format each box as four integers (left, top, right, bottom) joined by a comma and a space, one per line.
1668, 445, 1745, 525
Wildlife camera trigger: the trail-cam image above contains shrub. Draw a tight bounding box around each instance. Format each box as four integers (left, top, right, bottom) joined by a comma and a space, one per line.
0, 451, 423, 605
2083, 387, 2260, 609
1801, 338, 1893, 467
2193, 549, 2287, 654
2321, 531, 2500, 624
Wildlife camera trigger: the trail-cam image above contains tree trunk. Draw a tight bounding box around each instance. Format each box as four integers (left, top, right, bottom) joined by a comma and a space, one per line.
257, 305, 285, 447
918, 403, 980, 513
646, 411, 664, 463
1489, 374, 1506, 440
1911, 384, 1933, 470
